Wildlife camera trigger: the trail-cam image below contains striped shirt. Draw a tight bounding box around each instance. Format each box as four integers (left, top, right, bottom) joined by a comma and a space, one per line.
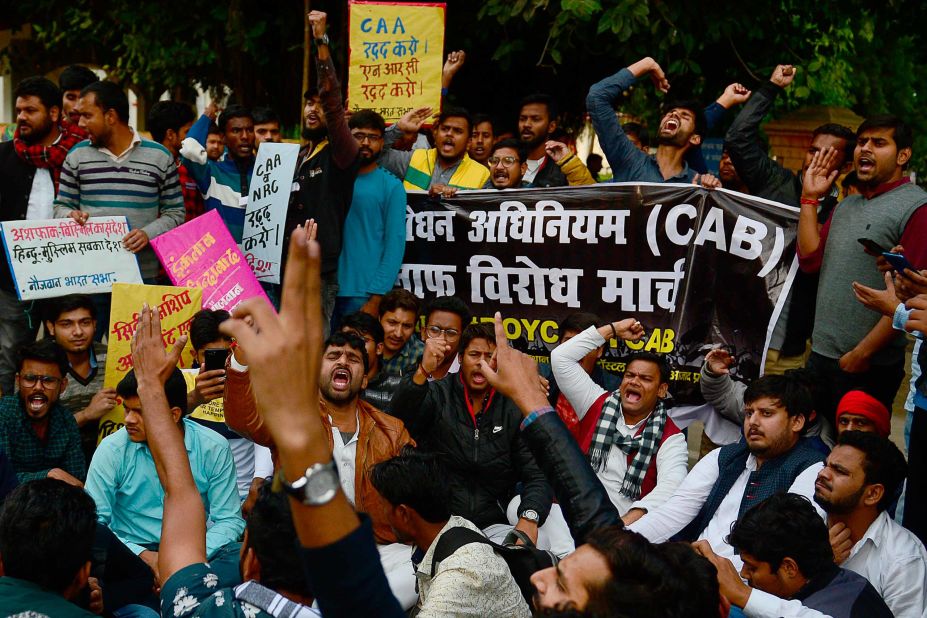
53, 130, 185, 278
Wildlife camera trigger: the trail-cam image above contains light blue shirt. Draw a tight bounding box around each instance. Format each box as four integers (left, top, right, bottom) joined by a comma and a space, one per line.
892, 303, 925, 410
86, 418, 244, 558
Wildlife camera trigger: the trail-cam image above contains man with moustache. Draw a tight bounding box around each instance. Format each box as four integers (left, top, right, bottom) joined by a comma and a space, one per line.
58, 65, 99, 125
586, 57, 708, 183
629, 374, 825, 571
799, 115, 927, 422
468, 113, 495, 167
0, 76, 87, 395
179, 102, 256, 242
286, 11, 360, 333
486, 139, 595, 189
814, 431, 927, 618
381, 106, 490, 194
331, 110, 407, 330
0, 340, 84, 486
223, 331, 418, 608
390, 323, 556, 549
516, 93, 568, 187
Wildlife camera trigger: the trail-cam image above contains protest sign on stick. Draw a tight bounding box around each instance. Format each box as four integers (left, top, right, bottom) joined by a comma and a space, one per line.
347, 0, 446, 123
150, 209, 270, 312
241, 142, 300, 284
0, 217, 142, 300
98, 282, 202, 443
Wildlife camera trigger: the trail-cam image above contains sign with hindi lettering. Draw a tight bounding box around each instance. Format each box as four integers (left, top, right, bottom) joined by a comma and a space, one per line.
150, 209, 270, 312
241, 142, 300, 284
0, 217, 143, 300
347, 0, 445, 122
98, 282, 202, 443
401, 184, 800, 406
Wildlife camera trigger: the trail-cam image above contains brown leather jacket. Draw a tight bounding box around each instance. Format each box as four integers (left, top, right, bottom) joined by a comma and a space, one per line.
224, 366, 413, 543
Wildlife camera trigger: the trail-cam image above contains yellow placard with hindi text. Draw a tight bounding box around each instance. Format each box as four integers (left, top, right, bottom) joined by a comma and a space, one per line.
97, 283, 202, 444
347, 1, 446, 123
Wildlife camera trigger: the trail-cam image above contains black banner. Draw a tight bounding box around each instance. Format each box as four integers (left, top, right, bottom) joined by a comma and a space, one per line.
400, 183, 798, 405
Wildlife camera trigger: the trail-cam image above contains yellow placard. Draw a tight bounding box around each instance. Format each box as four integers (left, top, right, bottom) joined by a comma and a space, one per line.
347, 1, 446, 123
97, 283, 203, 443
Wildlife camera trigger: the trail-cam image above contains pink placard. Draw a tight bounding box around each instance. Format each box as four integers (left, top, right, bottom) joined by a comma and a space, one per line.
150, 210, 270, 312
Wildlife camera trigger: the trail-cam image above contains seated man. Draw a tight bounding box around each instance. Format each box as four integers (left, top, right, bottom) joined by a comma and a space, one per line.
550, 318, 687, 523
629, 374, 825, 570
85, 368, 244, 586
0, 479, 97, 616
371, 447, 531, 617
340, 311, 395, 412
815, 430, 927, 617
184, 309, 272, 501
0, 340, 84, 486
378, 288, 424, 377
835, 390, 891, 437
696, 493, 891, 617
538, 312, 620, 436
44, 294, 115, 464
485, 138, 594, 189
416, 295, 472, 381
225, 331, 418, 609
390, 323, 562, 553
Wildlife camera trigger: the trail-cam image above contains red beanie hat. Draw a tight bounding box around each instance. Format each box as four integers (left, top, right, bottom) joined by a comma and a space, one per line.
836, 390, 891, 437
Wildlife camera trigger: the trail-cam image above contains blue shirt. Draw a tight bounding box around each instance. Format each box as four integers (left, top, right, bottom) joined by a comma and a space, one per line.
586, 68, 697, 184
86, 418, 244, 558
337, 166, 407, 298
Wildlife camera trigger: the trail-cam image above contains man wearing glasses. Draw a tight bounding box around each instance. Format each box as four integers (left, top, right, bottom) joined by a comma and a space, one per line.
415, 296, 473, 381
0, 339, 85, 487
487, 139, 596, 190
331, 109, 407, 331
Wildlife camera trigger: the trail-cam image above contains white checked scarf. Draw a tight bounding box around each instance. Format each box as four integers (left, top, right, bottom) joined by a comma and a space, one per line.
588, 391, 667, 499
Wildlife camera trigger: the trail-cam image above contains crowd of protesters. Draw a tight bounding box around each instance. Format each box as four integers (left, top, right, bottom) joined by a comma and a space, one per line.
0, 8, 926, 618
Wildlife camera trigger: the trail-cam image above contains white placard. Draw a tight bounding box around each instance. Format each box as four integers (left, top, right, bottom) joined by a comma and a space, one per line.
241, 142, 300, 284
0, 217, 143, 300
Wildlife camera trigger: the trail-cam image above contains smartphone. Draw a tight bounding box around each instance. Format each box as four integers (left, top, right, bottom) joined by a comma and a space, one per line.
858, 238, 886, 254
881, 252, 916, 274
203, 348, 229, 372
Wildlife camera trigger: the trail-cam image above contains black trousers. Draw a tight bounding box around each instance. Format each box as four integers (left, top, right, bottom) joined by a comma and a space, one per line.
806, 352, 905, 427
904, 407, 927, 547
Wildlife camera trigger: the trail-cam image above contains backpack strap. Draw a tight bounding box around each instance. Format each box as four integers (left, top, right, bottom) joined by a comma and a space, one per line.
429, 526, 494, 578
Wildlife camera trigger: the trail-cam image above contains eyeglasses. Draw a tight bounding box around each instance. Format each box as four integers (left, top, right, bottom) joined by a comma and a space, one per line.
488, 155, 519, 167
425, 325, 460, 340
19, 373, 61, 388
352, 132, 383, 143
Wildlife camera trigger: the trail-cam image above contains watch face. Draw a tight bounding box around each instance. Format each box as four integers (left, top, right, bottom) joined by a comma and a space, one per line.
305, 467, 339, 505
523, 509, 539, 522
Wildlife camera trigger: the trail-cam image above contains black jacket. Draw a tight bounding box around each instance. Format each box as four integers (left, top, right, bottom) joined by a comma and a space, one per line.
390, 373, 553, 529
530, 155, 568, 188
0, 142, 34, 292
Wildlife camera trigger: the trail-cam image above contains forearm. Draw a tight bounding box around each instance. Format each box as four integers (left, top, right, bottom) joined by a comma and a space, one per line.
852, 315, 902, 358
316, 53, 358, 169
551, 326, 608, 417
796, 203, 822, 257
558, 154, 596, 186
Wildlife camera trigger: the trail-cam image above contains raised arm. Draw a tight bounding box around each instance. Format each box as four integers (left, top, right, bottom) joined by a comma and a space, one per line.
309, 11, 358, 170
797, 147, 840, 261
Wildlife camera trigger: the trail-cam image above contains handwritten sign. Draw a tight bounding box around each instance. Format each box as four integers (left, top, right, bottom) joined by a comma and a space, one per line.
241, 142, 300, 284
0, 217, 143, 300
98, 282, 202, 443
150, 209, 270, 312
347, 1, 445, 122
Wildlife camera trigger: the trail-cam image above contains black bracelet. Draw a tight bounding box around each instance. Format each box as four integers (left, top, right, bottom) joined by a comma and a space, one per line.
610, 323, 618, 340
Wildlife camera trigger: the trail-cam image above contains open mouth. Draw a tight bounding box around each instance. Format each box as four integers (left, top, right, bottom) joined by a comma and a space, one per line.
858, 157, 875, 173
331, 367, 351, 389
493, 170, 509, 180
471, 372, 486, 385
472, 145, 485, 155
662, 117, 679, 132
27, 394, 48, 412
623, 389, 642, 404
520, 131, 534, 140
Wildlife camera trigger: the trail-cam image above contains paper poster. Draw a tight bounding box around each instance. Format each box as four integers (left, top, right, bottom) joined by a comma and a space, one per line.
241, 142, 300, 284
0, 217, 143, 300
150, 209, 270, 312
97, 282, 202, 443
347, 0, 446, 122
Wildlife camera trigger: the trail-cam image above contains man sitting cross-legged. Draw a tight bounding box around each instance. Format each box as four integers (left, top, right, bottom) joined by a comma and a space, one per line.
85, 367, 245, 589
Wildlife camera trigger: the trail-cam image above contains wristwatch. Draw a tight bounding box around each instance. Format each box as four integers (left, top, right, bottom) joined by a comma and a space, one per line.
521, 509, 540, 523
278, 461, 340, 506
315, 33, 330, 47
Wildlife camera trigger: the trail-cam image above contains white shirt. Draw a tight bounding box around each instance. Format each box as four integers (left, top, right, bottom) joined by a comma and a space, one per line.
551, 326, 689, 515
26, 167, 55, 220
331, 412, 359, 505
99, 127, 141, 162
522, 157, 544, 183
743, 589, 831, 618
842, 510, 927, 618
628, 447, 823, 571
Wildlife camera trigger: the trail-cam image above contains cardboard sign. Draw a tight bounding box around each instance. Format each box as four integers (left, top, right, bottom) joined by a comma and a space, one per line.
150, 209, 270, 312
347, 1, 446, 122
0, 217, 142, 300
97, 282, 202, 443
241, 142, 300, 284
